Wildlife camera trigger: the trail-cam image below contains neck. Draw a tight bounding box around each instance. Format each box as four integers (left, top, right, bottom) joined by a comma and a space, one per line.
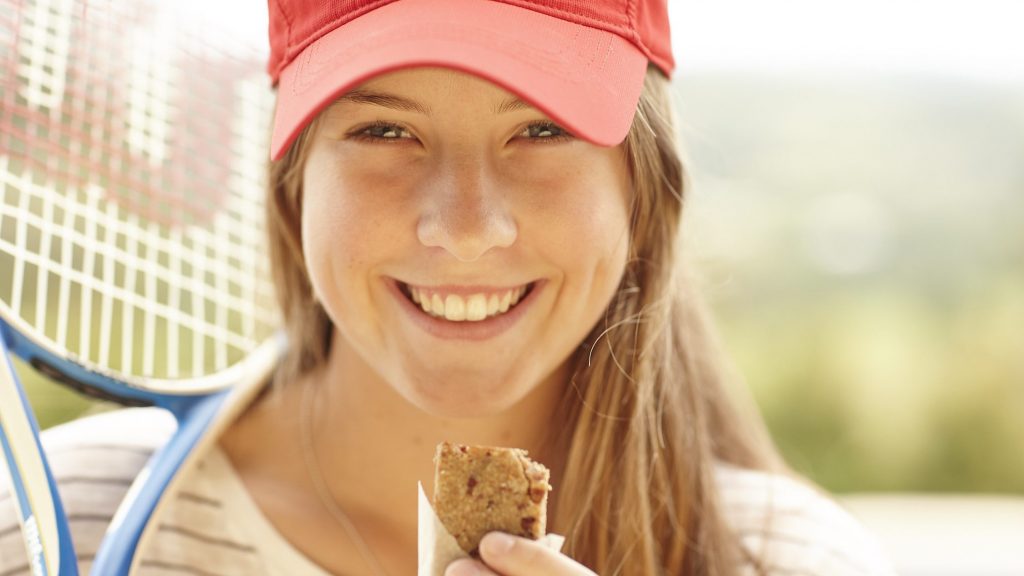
303, 334, 569, 550
221, 333, 572, 574
314, 335, 565, 500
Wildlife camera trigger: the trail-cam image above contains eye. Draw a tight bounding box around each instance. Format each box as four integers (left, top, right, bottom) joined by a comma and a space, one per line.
518, 121, 574, 143
349, 121, 415, 142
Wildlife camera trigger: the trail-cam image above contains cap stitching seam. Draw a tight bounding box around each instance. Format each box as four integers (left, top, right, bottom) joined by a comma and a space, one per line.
492, 0, 633, 39
269, 0, 294, 79
626, 0, 654, 62
283, 0, 393, 73
626, 0, 640, 45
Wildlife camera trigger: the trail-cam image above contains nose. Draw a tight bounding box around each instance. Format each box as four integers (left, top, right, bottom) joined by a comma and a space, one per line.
416, 158, 517, 262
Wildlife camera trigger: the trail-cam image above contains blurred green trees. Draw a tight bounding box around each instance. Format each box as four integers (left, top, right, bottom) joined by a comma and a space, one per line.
677, 72, 1024, 493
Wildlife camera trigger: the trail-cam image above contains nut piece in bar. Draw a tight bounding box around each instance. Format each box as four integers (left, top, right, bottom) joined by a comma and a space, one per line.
433, 442, 551, 556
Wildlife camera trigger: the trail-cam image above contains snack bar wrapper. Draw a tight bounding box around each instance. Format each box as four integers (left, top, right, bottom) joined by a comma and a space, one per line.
417, 482, 565, 576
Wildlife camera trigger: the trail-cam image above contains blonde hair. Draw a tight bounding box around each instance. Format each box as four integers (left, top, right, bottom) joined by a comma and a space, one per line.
266, 65, 783, 575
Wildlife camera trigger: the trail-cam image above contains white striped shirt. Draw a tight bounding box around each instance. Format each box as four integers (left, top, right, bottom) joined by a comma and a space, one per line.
0, 408, 896, 575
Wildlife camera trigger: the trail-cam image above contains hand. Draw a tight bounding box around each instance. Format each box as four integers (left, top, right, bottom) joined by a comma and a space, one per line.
444, 532, 597, 576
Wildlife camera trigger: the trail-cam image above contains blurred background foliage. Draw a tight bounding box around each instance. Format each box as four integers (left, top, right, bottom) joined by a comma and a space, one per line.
676, 71, 1024, 494
16, 70, 1023, 495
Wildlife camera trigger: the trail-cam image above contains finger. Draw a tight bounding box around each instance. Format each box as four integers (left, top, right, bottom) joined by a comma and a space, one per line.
478, 532, 597, 576
445, 558, 499, 576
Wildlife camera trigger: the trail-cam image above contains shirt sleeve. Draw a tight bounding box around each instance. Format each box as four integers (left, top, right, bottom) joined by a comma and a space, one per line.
716, 463, 899, 576
0, 408, 172, 575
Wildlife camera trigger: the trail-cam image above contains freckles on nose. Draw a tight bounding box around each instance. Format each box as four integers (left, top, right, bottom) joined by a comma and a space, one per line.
416, 198, 517, 262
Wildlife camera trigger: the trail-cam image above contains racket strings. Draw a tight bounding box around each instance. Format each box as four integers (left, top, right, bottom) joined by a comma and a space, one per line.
0, 163, 277, 375
0, 0, 279, 382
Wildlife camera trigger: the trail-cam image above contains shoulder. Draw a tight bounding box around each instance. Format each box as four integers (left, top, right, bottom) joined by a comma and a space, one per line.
0, 408, 175, 573
37, 407, 176, 499
714, 463, 897, 576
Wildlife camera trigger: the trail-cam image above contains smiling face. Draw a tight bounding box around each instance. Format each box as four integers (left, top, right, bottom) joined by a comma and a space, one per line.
301, 67, 633, 417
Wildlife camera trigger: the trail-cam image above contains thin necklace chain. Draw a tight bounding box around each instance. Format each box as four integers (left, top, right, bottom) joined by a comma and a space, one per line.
299, 382, 390, 576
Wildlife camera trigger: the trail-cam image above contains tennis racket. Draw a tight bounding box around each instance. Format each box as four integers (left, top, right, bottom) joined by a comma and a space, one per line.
0, 0, 280, 574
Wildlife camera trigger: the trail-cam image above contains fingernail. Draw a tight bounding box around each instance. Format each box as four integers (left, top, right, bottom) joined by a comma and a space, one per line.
445, 559, 481, 576
481, 532, 515, 556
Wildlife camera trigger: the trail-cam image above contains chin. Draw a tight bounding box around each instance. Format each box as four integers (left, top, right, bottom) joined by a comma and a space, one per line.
400, 373, 527, 419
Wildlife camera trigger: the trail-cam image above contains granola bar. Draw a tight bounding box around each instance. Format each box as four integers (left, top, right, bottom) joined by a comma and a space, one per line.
432, 442, 551, 555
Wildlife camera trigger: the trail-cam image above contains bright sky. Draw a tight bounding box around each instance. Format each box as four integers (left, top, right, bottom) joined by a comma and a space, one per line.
213, 0, 1023, 84
669, 0, 1024, 83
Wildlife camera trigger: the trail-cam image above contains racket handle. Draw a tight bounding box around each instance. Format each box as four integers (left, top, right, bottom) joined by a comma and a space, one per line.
89, 390, 231, 575
0, 328, 79, 576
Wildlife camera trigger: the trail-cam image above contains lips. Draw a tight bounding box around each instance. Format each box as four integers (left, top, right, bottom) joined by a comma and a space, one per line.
398, 282, 535, 322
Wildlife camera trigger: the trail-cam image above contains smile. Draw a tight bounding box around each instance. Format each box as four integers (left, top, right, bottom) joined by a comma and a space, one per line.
398, 282, 535, 322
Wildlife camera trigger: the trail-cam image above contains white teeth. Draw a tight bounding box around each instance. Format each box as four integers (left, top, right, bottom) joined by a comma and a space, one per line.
444, 295, 466, 321
466, 294, 488, 321
406, 285, 530, 322
510, 286, 525, 306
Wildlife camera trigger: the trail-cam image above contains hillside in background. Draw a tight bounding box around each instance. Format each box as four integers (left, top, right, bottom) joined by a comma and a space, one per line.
675, 72, 1024, 492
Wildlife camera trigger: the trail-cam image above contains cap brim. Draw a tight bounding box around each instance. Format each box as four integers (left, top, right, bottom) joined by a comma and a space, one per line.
271, 0, 647, 160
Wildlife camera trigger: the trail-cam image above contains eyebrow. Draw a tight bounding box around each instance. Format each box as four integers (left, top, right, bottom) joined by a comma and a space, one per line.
493, 95, 535, 115
334, 89, 536, 116
336, 89, 431, 114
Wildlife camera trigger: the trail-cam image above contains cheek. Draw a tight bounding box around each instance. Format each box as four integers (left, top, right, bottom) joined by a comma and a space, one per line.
300, 148, 415, 302
515, 154, 632, 271
299, 151, 415, 323
301, 174, 360, 288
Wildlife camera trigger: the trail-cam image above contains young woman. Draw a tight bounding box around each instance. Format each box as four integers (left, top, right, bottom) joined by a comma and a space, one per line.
0, 1, 895, 575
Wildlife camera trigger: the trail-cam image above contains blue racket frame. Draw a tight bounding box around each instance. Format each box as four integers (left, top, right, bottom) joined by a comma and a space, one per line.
0, 324, 79, 576
0, 318, 237, 575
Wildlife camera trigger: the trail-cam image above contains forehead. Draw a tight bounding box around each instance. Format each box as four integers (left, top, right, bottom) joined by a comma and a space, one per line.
340, 67, 538, 115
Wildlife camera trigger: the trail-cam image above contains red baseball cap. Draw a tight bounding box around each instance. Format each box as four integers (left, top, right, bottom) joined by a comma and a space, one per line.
266, 0, 674, 161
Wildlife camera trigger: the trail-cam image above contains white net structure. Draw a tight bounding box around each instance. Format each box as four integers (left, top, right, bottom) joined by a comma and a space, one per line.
0, 0, 279, 382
